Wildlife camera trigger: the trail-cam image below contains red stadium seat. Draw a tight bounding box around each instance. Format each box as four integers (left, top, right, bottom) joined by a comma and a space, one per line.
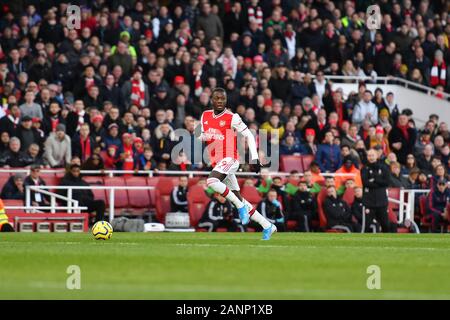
316, 188, 328, 228
83, 176, 107, 203
187, 185, 211, 227
3, 199, 25, 214
240, 185, 262, 208
104, 177, 129, 209
301, 155, 315, 171
280, 155, 303, 172
125, 177, 151, 210
154, 177, 178, 223
342, 187, 355, 206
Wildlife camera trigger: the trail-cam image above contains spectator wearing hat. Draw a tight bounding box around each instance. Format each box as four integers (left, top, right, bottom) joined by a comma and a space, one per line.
426, 178, 449, 233
121, 68, 149, 110
104, 123, 122, 151
103, 145, 120, 170
16, 115, 43, 152
72, 123, 97, 163
316, 131, 341, 173
150, 84, 172, 112
43, 124, 71, 168
366, 125, 390, 157
90, 114, 105, 149
0, 137, 31, 168
335, 156, 362, 189
1, 174, 25, 200
302, 128, 318, 155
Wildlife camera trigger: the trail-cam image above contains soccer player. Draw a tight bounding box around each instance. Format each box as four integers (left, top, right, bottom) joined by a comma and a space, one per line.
197, 88, 277, 240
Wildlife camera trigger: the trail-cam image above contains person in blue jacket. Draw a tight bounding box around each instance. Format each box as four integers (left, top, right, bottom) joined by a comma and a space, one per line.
315, 131, 341, 172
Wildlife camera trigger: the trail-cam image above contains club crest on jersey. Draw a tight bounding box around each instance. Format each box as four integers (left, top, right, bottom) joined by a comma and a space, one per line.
219, 120, 226, 127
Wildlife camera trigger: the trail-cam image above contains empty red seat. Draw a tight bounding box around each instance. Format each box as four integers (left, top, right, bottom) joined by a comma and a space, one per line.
240, 185, 262, 208
301, 155, 315, 171
154, 177, 177, 223
83, 176, 107, 203
125, 177, 151, 209
104, 177, 129, 208
187, 184, 211, 227
342, 187, 355, 206
3, 199, 25, 214
280, 155, 303, 172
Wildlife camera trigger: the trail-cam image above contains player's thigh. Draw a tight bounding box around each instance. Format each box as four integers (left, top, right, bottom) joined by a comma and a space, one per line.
223, 173, 240, 191
212, 157, 239, 177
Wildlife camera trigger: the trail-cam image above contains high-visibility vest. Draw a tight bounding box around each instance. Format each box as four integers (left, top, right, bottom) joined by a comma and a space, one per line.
0, 199, 9, 227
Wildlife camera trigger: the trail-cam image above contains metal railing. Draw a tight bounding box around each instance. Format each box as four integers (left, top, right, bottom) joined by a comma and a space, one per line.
317, 75, 450, 100
25, 185, 155, 222
24, 186, 85, 214
0, 168, 357, 178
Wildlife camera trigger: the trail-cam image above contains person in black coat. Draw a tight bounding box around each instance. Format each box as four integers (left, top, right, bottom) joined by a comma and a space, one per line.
361, 149, 397, 233
170, 176, 189, 212
57, 164, 105, 223
0, 104, 21, 138
323, 185, 361, 232
256, 189, 286, 232
15, 116, 43, 152
290, 180, 318, 232
197, 193, 242, 232
1, 174, 25, 200
0, 137, 32, 168
389, 114, 417, 165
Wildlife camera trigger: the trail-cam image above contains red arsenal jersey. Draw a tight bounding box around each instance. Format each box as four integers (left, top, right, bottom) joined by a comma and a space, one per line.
200, 109, 248, 166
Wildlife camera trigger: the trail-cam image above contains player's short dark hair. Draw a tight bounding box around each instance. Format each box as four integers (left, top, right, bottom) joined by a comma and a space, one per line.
212, 87, 226, 96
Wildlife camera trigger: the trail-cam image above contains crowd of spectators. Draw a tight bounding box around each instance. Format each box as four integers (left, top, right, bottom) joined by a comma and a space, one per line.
0, 0, 449, 231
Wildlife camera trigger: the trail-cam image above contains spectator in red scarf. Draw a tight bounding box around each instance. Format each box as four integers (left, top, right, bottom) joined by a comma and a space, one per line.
430, 50, 447, 88
103, 145, 120, 170
72, 123, 97, 163
121, 67, 149, 110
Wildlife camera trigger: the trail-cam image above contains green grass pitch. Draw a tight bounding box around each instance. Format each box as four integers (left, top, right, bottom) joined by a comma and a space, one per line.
1, 232, 450, 299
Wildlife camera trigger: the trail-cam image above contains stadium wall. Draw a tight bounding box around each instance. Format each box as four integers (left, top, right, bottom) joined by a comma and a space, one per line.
330, 83, 450, 126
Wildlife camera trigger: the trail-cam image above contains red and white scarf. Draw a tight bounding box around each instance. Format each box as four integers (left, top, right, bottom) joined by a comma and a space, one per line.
430, 60, 447, 87
194, 70, 203, 97
80, 136, 91, 162
77, 110, 85, 132
247, 5, 263, 29
130, 79, 146, 108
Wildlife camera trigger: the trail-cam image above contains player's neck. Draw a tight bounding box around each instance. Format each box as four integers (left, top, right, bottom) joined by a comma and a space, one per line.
213, 108, 226, 115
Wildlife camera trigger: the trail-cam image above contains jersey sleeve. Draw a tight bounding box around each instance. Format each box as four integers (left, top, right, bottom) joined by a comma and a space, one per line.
231, 113, 248, 133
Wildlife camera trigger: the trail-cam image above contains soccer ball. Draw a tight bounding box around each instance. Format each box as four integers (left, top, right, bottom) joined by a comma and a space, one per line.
92, 221, 113, 240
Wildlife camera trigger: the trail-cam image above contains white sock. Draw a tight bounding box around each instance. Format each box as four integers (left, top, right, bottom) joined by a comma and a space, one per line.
243, 199, 271, 229
207, 178, 244, 208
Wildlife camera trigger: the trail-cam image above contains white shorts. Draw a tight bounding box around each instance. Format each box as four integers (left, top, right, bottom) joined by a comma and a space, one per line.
212, 157, 240, 191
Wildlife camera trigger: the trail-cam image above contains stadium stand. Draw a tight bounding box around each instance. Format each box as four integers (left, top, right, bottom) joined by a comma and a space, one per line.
0, 1, 448, 233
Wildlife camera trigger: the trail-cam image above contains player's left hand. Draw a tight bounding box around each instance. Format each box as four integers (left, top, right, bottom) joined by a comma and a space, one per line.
252, 159, 271, 173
